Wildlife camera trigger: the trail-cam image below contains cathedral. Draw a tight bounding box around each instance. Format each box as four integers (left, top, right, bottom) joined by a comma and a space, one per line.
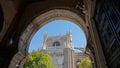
40, 32, 85, 68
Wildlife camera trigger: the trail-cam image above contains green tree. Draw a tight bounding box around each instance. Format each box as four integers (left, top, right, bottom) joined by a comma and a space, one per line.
23, 50, 57, 68
77, 57, 92, 68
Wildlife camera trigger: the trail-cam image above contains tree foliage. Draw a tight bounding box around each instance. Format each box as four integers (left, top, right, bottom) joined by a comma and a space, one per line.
23, 51, 57, 68
77, 57, 92, 68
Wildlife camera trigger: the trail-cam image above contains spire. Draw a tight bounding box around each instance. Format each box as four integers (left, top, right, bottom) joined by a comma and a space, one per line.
43, 32, 48, 43
40, 32, 48, 50
66, 31, 72, 42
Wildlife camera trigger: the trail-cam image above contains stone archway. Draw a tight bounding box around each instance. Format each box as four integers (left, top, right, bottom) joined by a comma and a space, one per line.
8, 1, 108, 67
9, 9, 89, 68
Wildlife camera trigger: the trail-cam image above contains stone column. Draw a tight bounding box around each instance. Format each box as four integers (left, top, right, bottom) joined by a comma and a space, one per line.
64, 48, 74, 68
90, 19, 108, 68
84, 0, 108, 68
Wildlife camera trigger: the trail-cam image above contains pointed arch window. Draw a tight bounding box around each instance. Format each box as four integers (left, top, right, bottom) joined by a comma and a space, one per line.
53, 41, 60, 46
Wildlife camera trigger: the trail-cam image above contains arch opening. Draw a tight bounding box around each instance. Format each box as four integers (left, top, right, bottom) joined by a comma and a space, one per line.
9, 9, 89, 68
25, 19, 87, 68
28, 20, 87, 52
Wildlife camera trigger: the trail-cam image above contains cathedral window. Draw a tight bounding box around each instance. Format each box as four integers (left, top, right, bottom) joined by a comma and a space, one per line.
53, 41, 60, 46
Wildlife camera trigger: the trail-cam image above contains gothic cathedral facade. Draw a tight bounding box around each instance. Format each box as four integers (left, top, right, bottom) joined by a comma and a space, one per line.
40, 32, 75, 68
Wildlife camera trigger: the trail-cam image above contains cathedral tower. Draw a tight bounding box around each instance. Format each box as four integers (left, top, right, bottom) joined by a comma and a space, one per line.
40, 32, 74, 68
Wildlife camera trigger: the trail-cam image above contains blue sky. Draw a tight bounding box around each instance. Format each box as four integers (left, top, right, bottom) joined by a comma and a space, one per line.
29, 20, 86, 52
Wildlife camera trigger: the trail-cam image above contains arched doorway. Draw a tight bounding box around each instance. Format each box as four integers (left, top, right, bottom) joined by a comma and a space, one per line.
8, 7, 107, 68
8, 1, 108, 67
9, 9, 89, 68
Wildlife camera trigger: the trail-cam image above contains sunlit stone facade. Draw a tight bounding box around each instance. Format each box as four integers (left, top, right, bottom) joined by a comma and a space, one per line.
40, 32, 74, 68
